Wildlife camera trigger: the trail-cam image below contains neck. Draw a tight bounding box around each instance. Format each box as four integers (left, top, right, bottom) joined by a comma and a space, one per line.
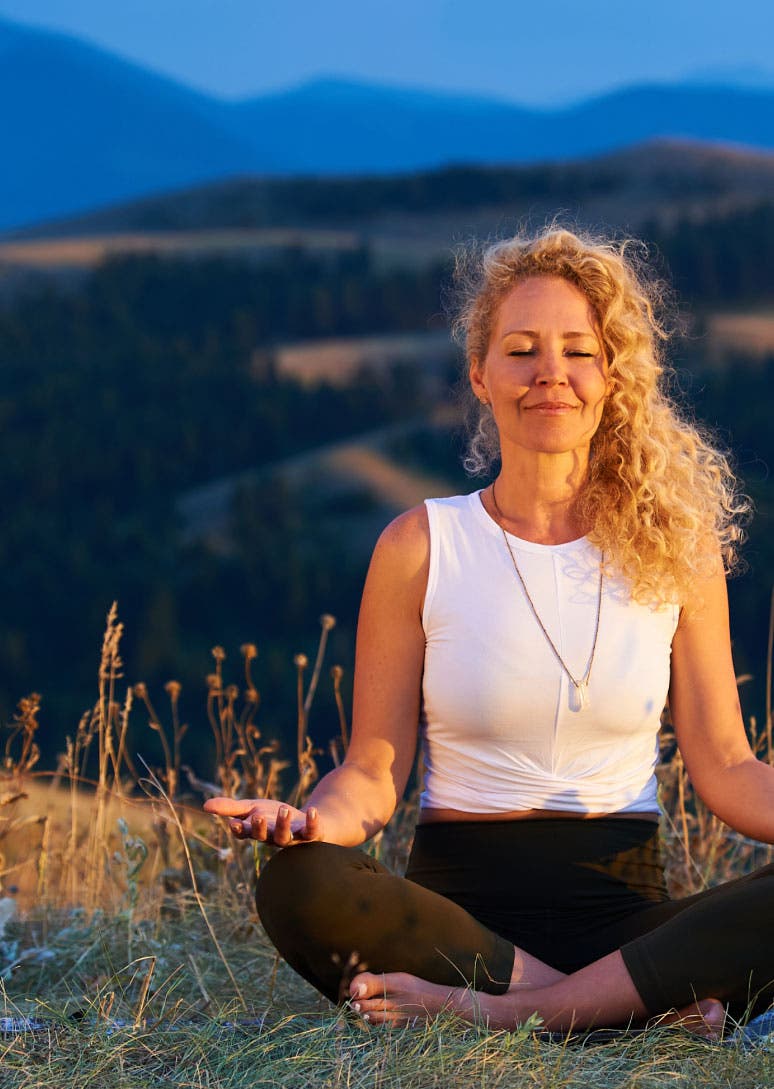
489, 450, 589, 545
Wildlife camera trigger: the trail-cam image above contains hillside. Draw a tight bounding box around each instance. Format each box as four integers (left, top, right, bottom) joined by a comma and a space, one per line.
177, 406, 462, 554
5, 142, 774, 279
0, 147, 772, 758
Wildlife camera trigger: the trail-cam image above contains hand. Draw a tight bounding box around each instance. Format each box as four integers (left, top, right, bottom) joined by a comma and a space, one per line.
203, 797, 322, 847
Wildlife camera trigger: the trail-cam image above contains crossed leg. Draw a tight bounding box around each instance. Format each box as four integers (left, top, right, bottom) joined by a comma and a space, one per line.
347, 858, 774, 1035
349, 950, 726, 1036
256, 844, 771, 1036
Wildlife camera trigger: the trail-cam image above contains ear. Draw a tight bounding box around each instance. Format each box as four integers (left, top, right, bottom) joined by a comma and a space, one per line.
469, 357, 488, 404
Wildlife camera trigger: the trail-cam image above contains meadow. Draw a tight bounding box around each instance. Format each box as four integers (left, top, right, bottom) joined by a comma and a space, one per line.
0, 606, 772, 1089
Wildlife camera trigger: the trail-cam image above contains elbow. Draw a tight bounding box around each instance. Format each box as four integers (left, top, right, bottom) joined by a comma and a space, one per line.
345, 758, 402, 828
693, 755, 774, 840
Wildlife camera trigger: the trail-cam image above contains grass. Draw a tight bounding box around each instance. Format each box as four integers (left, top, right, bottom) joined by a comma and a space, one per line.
3, 1014, 771, 1089
0, 606, 771, 1088
2, 902, 771, 1089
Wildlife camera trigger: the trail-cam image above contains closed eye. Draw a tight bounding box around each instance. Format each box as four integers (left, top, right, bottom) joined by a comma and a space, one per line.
507, 348, 597, 358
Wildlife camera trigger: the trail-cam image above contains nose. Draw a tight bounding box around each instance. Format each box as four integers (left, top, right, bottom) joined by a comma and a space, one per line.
534, 346, 569, 386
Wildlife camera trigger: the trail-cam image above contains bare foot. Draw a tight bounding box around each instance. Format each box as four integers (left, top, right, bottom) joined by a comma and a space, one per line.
349, 969, 727, 1040
651, 998, 726, 1039
349, 971, 469, 1026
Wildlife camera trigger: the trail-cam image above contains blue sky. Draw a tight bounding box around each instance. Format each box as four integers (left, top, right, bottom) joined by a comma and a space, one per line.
1, 0, 773, 105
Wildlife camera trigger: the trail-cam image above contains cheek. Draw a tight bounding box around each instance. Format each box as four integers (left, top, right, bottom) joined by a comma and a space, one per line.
581, 372, 609, 407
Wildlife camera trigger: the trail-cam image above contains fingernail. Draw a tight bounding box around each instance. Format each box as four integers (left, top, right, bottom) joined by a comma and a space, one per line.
279, 806, 289, 819
356, 982, 367, 997
308, 807, 317, 820
230, 821, 240, 833
362, 1013, 370, 1022
351, 1002, 360, 1012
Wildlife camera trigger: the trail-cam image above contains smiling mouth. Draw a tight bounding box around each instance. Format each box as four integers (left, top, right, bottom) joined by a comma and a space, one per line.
526, 402, 579, 412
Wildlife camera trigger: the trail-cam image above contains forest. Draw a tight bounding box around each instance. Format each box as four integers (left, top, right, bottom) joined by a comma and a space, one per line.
1, 197, 773, 769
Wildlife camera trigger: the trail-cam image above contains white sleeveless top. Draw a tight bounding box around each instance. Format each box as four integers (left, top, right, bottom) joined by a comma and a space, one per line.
419, 491, 679, 814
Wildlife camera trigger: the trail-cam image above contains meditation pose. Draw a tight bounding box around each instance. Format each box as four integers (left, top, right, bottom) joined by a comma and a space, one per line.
206, 227, 773, 1034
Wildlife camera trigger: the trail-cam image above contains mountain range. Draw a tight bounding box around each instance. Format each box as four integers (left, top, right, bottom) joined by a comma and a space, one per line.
2, 13, 774, 232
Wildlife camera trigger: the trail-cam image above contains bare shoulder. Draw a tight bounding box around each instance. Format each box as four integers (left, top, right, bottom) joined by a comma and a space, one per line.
675, 546, 728, 632
362, 504, 430, 618
373, 504, 430, 565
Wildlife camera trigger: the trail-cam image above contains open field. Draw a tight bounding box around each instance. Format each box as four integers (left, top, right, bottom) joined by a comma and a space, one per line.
0, 228, 362, 270
705, 311, 774, 363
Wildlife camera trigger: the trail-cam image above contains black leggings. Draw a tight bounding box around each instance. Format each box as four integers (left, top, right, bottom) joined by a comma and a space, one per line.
254, 818, 774, 1018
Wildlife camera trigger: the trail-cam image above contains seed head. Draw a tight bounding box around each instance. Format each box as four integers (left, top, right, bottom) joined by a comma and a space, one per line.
320, 614, 336, 632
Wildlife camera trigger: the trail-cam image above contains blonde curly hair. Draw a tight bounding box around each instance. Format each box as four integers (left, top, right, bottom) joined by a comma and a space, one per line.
450, 226, 749, 604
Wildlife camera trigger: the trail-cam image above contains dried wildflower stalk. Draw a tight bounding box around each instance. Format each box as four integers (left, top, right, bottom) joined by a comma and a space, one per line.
84, 603, 125, 909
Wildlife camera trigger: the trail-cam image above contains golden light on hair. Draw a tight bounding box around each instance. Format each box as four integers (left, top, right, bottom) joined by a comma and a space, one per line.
450, 224, 750, 603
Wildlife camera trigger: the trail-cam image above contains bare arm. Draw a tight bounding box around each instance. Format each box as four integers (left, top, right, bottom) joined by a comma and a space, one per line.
205, 505, 430, 847
669, 563, 774, 843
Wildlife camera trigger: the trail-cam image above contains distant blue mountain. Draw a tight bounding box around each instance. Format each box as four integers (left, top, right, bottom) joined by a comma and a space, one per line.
0, 17, 259, 230
225, 78, 540, 173
2, 15, 774, 231
229, 77, 774, 173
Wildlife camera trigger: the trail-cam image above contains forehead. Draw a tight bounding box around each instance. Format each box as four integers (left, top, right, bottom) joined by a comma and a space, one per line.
491, 276, 598, 336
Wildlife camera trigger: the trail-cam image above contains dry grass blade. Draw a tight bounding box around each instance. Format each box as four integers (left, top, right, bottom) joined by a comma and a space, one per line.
303, 614, 336, 716
137, 760, 248, 1012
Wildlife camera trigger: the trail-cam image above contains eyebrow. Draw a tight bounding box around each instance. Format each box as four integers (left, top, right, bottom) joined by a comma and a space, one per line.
502, 329, 599, 339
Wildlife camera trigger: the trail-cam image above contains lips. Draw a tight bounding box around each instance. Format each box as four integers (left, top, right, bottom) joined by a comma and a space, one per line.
524, 401, 579, 411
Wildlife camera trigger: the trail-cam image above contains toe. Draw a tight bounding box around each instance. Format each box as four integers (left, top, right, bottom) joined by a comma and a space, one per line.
350, 971, 413, 1000
697, 998, 726, 1034
350, 971, 383, 1000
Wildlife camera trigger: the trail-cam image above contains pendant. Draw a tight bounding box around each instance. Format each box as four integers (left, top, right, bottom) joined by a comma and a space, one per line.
569, 681, 589, 713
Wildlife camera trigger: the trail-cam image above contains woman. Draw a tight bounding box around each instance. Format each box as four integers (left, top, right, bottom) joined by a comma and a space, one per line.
205, 227, 774, 1034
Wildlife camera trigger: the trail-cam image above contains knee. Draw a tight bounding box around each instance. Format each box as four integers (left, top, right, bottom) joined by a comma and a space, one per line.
255, 842, 369, 946
255, 842, 342, 916
740, 862, 774, 903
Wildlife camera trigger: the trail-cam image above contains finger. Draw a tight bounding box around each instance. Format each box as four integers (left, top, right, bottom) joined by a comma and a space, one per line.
228, 818, 251, 839
249, 813, 268, 841
271, 806, 294, 847
302, 806, 319, 840
204, 797, 257, 817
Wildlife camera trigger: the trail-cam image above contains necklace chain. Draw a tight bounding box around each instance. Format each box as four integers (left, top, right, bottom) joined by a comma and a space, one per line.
490, 483, 603, 711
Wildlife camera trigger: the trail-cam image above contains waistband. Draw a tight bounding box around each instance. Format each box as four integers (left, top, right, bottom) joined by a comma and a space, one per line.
409, 816, 665, 869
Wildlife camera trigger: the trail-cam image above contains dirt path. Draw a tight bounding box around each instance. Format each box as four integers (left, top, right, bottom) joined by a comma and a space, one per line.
177, 405, 462, 548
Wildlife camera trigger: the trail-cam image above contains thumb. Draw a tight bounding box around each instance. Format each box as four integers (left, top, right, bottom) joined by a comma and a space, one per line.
203, 797, 257, 817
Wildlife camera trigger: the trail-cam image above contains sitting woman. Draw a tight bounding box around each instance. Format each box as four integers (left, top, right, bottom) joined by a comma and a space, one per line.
205, 227, 773, 1034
